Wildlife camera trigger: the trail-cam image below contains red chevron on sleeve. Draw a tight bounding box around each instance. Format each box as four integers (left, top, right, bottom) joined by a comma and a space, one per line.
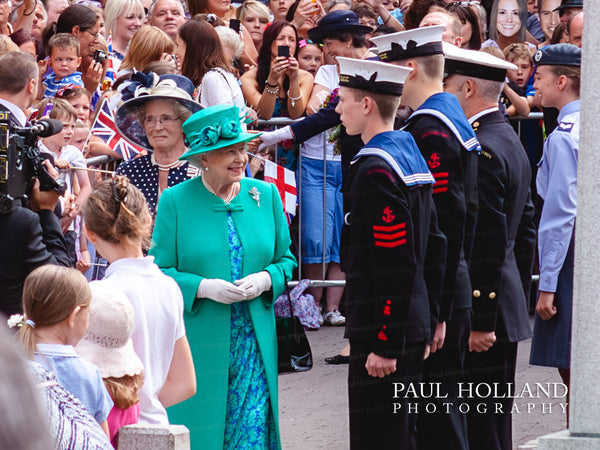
373, 222, 407, 248
432, 171, 449, 194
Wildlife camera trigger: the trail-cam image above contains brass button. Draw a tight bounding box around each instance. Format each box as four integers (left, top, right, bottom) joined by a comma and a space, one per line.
489, 292, 496, 299
473, 290, 481, 298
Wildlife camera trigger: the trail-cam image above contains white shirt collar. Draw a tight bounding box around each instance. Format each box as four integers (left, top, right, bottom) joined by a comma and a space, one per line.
36, 343, 77, 356
104, 256, 157, 277
468, 106, 500, 125
0, 99, 27, 127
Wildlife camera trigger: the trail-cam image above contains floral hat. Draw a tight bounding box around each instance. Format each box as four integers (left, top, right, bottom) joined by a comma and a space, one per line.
179, 104, 261, 165
75, 283, 143, 379
115, 72, 203, 151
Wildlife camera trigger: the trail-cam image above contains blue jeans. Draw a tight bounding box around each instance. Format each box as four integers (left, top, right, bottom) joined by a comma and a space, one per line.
298, 157, 343, 264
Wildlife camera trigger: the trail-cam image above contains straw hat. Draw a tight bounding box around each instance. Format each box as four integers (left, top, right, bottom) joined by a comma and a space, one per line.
75, 283, 143, 379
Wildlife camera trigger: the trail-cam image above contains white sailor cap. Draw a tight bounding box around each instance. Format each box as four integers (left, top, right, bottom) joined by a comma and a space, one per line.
337, 57, 413, 96
370, 25, 445, 62
443, 43, 517, 82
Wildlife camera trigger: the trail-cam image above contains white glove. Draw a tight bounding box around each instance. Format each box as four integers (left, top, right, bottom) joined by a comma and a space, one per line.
197, 279, 247, 304
258, 126, 293, 151
234, 271, 272, 300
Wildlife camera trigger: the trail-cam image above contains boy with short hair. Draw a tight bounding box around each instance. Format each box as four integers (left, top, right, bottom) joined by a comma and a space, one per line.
503, 42, 544, 179
37, 99, 91, 247
43, 33, 85, 98
504, 43, 536, 113
335, 56, 445, 450
505, 43, 534, 90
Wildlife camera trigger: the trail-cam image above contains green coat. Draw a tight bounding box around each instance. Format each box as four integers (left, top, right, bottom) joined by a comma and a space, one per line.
149, 176, 296, 450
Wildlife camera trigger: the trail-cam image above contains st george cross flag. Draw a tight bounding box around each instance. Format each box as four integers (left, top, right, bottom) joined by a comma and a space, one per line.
263, 159, 297, 216
91, 96, 143, 161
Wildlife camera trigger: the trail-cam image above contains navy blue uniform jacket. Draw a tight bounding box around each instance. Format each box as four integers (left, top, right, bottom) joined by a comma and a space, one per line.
470, 109, 536, 341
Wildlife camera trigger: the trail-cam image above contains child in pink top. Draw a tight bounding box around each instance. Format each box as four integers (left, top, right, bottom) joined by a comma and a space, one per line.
76, 283, 144, 448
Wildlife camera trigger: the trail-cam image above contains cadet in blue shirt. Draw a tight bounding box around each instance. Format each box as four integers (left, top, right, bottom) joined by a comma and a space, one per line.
530, 44, 581, 392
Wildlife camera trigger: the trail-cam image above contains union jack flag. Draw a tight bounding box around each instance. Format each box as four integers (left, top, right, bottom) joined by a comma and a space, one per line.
101, 32, 116, 90
106, 33, 116, 81
91, 97, 143, 161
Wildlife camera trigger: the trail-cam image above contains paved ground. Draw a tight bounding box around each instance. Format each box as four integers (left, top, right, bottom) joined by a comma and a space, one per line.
279, 325, 566, 450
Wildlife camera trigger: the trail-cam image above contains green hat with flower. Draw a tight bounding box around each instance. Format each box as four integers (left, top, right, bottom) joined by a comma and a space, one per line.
179, 105, 261, 164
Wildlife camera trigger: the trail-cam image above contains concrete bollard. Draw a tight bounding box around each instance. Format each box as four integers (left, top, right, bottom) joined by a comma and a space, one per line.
117, 424, 190, 450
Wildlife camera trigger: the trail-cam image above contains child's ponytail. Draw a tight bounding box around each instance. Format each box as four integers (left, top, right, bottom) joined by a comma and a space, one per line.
17, 265, 91, 359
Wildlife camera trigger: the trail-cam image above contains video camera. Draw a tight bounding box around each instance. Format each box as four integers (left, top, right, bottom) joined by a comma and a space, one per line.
0, 111, 66, 214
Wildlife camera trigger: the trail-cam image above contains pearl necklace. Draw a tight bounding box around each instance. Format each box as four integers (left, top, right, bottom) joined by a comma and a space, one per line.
151, 154, 185, 172
202, 176, 239, 204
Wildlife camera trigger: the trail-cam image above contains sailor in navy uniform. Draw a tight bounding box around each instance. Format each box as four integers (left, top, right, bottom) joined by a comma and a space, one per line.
370, 27, 481, 450
529, 44, 581, 393
334, 57, 446, 450
443, 45, 536, 450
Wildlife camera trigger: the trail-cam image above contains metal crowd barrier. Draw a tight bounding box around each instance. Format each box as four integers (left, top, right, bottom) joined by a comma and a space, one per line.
87, 113, 545, 289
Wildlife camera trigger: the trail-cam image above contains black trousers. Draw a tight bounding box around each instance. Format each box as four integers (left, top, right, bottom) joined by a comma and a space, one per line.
417, 308, 471, 450
464, 328, 518, 450
348, 340, 425, 450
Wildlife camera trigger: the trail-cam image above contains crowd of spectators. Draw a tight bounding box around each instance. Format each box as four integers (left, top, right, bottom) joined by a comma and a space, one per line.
0, 0, 584, 447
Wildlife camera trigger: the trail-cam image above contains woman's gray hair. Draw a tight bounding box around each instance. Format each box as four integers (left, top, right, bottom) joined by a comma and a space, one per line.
197, 143, 248, 169
324, 0, 352, 13
137, 97, 194, 122
215, 26, 244, 60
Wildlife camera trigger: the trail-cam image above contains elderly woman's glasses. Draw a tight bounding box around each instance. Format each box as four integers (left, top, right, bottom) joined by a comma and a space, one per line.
144, 115, 181, 127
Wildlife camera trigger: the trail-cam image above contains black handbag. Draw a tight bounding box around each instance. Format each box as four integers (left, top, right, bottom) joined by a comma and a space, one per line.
276, 285, 313, 373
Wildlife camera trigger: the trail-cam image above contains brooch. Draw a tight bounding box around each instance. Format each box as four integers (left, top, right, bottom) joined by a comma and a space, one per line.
249, 187, 260, 207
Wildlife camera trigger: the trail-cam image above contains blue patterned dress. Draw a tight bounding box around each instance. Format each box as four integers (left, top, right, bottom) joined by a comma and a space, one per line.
224, 213, 277, 449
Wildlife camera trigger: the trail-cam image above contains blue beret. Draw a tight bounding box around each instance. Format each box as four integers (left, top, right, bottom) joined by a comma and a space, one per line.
533, 43, 581, 67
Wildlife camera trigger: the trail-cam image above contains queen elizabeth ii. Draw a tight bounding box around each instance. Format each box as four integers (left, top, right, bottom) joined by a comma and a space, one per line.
149, 104, 296, 449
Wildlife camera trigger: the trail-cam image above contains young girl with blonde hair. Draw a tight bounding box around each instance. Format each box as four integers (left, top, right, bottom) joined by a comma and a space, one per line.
15, 265, 113, 437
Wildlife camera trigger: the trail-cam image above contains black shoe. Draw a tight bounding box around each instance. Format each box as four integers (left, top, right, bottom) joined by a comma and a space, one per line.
325, 354, 349, 365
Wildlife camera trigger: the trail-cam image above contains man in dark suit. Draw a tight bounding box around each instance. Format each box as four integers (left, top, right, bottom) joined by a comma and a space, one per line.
0, 51, 71, 317
443, 45, 537, 450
